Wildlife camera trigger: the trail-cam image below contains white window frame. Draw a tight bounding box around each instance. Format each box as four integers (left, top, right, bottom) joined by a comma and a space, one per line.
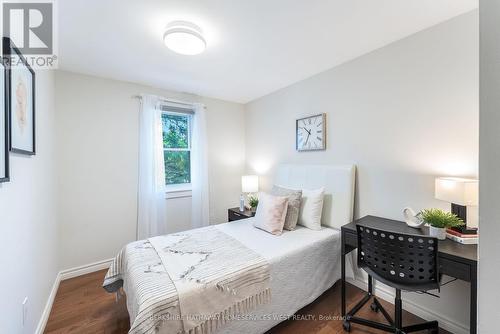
162, 110, 193, 195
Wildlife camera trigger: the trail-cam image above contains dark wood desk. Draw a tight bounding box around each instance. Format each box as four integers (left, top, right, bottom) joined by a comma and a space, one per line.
341, 215, 477, 334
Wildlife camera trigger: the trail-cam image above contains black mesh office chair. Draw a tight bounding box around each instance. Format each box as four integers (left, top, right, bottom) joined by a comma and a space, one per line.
342, 225, 440, 334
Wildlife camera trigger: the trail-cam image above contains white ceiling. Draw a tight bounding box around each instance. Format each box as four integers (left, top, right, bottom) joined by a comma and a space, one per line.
59, 0, 478, 103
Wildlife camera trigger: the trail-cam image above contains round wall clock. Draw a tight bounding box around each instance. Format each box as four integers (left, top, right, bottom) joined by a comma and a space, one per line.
296, 113, 326, 151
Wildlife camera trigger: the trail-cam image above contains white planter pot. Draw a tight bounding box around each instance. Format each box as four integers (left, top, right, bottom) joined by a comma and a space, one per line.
429, 226, 446, 240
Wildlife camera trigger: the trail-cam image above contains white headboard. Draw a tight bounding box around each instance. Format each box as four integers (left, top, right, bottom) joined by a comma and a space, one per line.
274, 164, 356, 229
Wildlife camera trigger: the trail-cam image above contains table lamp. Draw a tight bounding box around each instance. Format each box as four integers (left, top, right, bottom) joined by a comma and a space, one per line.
241, 175, 258, 212
435, 177, 479, 233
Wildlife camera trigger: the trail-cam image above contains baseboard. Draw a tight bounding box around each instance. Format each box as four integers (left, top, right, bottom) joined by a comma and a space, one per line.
35, 258, 113, 333
347, 277, 469, 334
35, 272, 61, 334
59, 258, 114, 281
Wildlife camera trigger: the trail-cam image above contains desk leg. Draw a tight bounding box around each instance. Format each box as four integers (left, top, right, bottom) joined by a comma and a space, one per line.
341, 232, 346, 317
470, 263, 477, 334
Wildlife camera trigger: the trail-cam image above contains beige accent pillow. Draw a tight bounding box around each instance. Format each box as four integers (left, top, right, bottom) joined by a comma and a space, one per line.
253, 192, 289, 235
271, 185, 302, 231
298, 187, 325, 230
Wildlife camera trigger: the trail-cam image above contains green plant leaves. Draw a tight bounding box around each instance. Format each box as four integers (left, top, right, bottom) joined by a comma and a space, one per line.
418, 208, 465, 228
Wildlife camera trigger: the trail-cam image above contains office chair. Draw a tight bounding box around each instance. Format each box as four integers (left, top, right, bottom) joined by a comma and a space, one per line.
343, 225, 440, 334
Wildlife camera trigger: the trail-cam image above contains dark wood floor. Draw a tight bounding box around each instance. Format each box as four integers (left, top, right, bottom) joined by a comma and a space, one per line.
45, 270, 450, 334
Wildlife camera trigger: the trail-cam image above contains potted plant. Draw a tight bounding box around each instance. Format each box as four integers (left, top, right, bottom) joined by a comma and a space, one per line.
418, 208, 464, 240
248, 195, 259, 212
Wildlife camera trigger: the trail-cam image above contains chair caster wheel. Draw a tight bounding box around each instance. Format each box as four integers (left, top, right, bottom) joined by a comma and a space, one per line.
342, 320, 351, 332
370, 302, 379, 312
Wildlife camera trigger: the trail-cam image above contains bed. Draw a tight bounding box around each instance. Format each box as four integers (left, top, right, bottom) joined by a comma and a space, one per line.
104, 164, 356, 334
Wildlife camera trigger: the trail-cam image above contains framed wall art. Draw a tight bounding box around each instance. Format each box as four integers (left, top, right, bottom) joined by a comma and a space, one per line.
0, 55, 9, 182
4, 37, 36, 155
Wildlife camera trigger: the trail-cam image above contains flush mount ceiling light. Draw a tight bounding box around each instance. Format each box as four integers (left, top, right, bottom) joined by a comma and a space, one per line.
163, 21, 206, 55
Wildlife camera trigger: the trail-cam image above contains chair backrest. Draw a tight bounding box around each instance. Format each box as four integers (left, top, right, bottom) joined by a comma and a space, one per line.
357, 224, 440, 291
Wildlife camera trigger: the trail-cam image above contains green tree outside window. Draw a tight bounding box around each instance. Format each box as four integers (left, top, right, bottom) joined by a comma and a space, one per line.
162, 113, 191, 185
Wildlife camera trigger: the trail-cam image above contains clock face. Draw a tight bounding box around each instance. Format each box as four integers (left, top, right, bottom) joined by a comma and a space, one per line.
296, 114, 326, 151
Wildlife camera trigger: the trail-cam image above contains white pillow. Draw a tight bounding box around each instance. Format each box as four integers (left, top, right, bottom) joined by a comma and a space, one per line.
253, 192, 289, 235
298, 188, 325, 230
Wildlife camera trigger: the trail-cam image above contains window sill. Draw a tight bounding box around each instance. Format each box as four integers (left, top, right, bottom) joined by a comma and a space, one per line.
165, 185, 192, 199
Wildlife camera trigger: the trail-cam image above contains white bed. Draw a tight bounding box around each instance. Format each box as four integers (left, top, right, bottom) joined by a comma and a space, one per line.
105, 164, 355, 334
215, 164, 356, 333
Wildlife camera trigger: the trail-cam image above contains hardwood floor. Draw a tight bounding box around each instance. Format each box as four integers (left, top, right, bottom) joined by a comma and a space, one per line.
45, 270, 450, 334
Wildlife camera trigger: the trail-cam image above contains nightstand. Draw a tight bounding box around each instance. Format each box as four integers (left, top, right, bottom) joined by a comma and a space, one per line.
228, 207, 255, 222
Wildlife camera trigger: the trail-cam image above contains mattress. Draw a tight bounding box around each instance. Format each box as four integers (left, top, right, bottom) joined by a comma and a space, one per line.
213, 218, 343, 334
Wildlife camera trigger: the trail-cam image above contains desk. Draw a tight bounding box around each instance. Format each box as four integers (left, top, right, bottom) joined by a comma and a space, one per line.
341, 215, 477, 334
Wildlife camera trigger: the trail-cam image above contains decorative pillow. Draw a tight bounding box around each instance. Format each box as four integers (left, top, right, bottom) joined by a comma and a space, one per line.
298, 188, 325, 230
271, 185, 302, 231
253, 192, 289, 235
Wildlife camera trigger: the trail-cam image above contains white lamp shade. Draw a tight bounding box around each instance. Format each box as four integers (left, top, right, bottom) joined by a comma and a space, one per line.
435, 177, 478, 206
242, 175, 258, 193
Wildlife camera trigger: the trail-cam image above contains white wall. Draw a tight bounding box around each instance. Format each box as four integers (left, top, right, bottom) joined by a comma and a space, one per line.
55, 71, 245, 270
478, 1, 500, 333
0, 71, 57, 333
245, 11, 478, 333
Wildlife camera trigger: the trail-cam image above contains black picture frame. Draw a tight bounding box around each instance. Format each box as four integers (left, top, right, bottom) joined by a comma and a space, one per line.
0, 49, 9, 183
3, 37, 36, 155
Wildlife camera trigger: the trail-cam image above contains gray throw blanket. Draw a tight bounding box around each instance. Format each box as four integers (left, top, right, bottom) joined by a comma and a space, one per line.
103, 226, 271, 334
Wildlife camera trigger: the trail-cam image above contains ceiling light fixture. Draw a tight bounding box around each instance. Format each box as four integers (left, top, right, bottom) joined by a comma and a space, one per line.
163, 21, 206, 55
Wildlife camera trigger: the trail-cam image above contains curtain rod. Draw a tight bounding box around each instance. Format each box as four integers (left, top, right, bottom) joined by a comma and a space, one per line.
132, 94, 196, 107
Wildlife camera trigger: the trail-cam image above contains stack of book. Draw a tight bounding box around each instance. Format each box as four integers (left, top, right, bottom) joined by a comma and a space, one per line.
446, 228, 479, 244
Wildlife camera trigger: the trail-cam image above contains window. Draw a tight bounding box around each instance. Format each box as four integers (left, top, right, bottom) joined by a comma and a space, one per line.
162, 111, 192, 188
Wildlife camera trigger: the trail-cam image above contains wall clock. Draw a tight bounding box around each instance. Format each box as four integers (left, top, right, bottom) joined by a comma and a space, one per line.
296, 113, 326, 151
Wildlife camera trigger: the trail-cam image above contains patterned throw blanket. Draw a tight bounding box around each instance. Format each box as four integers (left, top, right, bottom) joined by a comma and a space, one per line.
103, 226, 271, 334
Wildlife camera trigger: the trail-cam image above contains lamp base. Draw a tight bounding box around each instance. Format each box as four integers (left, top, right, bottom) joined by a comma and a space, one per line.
451, 203, 467, 222
239, 194, 245, 212
451, 203, 478, 234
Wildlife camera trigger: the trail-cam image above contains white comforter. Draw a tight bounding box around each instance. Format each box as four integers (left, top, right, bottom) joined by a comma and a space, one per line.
107, 218, 347, 334
214, 218, 344, 334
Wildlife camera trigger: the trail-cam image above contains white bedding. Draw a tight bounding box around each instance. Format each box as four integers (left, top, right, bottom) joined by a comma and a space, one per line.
214, 218, 343, 334
106, 163, 355, 334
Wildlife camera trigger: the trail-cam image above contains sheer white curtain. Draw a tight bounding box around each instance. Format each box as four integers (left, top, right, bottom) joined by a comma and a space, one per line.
137, 95, 167, 240
190, 103, 210, 228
